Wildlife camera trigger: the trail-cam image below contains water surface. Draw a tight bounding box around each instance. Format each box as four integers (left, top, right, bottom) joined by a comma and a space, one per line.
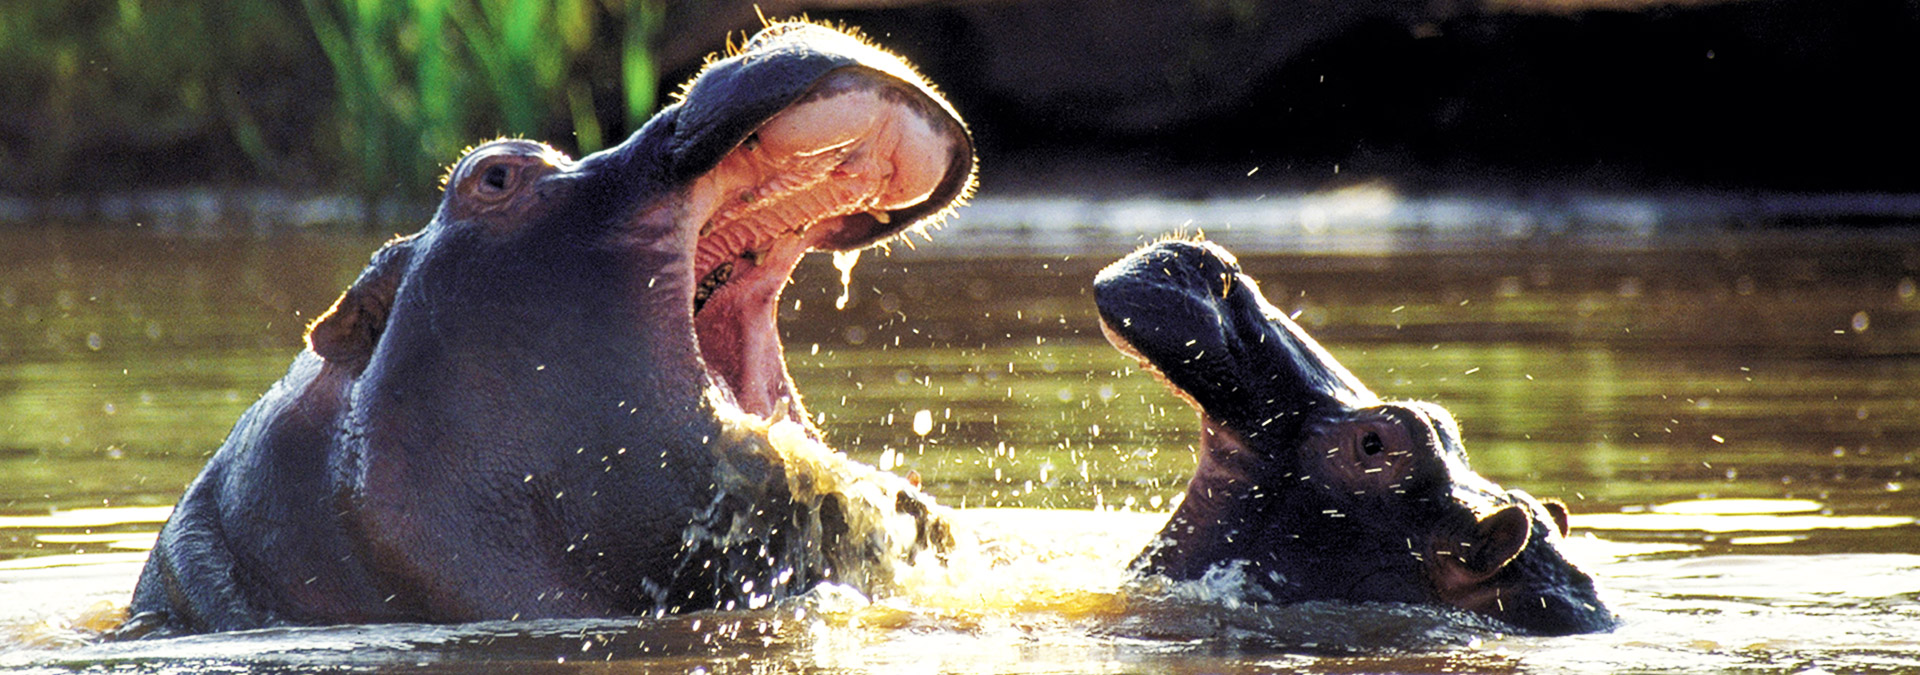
1, 224, 1915, 672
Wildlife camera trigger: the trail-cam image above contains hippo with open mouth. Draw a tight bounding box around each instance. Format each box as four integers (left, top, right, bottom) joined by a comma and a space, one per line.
119, 22, 971, 638
1094, 239, 1617, 635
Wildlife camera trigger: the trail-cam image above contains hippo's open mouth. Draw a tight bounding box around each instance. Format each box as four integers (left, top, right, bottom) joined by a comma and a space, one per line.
679, 62, 972, 427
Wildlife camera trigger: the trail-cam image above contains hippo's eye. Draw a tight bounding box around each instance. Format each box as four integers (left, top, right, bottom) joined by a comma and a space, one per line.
481, 164, 512, 193
460, 156, 529, 207
1327, 422, 1405, 492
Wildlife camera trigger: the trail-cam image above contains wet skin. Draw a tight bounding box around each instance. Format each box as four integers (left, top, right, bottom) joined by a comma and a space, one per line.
1093, 240, 1616, 636
120, 23, 971, 638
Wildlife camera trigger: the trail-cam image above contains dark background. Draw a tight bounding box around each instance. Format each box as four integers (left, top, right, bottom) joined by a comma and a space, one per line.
818, 0, 1920, 194
4, 0, 1917, 199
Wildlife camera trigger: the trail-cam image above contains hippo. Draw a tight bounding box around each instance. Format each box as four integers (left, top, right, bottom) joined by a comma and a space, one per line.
117, 22, 971, 638
1093, 239, 1616, 635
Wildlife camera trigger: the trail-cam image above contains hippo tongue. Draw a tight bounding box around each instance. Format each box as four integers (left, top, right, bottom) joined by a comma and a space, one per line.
693, 235, 812, 424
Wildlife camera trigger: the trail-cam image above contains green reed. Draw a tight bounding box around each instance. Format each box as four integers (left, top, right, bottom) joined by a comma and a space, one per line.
1, 0, 660, 207
301, 0, 661, 217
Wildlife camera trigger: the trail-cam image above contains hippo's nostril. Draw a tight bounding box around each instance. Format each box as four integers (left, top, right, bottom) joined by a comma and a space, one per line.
1361, 432, 1384, 456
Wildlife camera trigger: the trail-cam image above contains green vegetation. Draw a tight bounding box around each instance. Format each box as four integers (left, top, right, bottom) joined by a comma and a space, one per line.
0, 0, 662, 204
302, 0, 662, 199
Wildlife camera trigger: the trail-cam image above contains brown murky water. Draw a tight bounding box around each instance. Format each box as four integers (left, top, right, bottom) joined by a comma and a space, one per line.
1, 223, 1916, 673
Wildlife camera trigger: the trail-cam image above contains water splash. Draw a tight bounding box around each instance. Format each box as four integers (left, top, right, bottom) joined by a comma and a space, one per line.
677, 406, 948, 609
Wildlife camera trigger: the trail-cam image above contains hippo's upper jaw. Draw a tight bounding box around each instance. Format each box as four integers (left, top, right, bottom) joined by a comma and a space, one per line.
1092, 239, 1616, 636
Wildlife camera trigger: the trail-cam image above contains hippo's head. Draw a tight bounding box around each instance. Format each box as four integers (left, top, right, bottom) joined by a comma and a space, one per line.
1093, 240, 1615, 636
306, 22, 971, 435
275, 23, 970, 617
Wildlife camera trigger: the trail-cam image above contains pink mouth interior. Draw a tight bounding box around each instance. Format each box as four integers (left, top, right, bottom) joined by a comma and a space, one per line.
685, 71, 959, 428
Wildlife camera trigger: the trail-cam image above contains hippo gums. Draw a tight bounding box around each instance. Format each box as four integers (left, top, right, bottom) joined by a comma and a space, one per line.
1093, 240, 1616, 636
120, 23, 971, 638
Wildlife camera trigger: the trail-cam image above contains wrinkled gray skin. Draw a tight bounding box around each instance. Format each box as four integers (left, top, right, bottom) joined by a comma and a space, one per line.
1094, 240, 1616, 636
119, 23, 972, 638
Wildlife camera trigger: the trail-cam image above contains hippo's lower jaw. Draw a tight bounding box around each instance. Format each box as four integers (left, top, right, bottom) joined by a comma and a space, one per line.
1092, 239, 1617, 636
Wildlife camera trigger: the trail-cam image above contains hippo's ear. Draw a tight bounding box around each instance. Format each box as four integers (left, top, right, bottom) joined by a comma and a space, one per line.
1542, 500, 1572, 537
1435, 505, 1534, 591
306, 238, 414, 369
1464, 506, 1532, 578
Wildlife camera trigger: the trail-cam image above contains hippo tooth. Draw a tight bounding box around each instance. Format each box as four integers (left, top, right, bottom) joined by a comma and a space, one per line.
693, 262, 734, 312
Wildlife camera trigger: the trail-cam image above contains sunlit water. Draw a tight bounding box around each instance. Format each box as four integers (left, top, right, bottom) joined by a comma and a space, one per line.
1, 223, 1916, 672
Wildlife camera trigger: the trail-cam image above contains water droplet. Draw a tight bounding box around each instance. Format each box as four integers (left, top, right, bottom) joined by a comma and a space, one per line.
1851, 311, 1870, 333
1899, 277, 1916, 301
85, 333, 103, 351
832, 249, 860, 310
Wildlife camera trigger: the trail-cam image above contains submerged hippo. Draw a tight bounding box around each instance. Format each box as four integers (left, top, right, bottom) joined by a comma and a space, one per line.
119, 23, 971, 638
1094, 240, 1616, 635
